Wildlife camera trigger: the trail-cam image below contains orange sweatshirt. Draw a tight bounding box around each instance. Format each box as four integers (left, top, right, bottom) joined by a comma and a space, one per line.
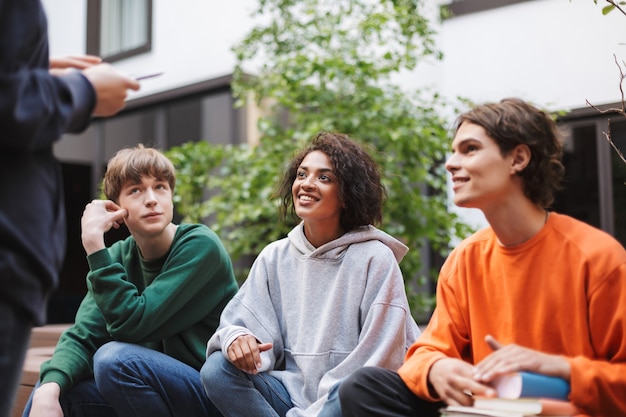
398, 213, 626, 416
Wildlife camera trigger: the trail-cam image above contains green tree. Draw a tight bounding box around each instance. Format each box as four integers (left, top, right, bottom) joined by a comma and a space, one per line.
166, 0, 473, 320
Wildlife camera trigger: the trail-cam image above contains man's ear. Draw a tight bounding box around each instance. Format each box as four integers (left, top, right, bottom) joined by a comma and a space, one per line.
511, 144, 531, 174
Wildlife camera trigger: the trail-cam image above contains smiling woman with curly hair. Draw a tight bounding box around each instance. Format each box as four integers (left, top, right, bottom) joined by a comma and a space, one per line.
201, 131, 420, 417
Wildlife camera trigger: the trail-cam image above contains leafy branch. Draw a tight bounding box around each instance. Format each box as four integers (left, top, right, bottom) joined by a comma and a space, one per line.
596, 0, 626, 15
586, 0, 626, 162
586, 54, 626, 163
167, 0, 474, 321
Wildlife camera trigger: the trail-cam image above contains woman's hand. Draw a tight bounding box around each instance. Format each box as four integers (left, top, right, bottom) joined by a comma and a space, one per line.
227, 335, 273, 374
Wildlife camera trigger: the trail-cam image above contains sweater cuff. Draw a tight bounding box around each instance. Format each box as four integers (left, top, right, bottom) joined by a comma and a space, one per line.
57, 71, 96, 133
40, 369, 72, 394
398, 353, 445, 401
567, 356, 591, 406
86, 248, 112, 271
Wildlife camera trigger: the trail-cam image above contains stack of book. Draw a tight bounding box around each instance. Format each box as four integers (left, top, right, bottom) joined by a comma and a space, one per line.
441, 397, 580, 417
439, 372, 581, 417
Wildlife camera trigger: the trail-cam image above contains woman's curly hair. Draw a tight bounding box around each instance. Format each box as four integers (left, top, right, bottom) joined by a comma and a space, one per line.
277, 132, 385, 231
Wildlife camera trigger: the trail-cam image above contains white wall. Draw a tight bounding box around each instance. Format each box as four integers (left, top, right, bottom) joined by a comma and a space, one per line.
43, 0, 622, 230
42, 0, 257, 99
408, 0, 626, 231
43, 1, 623, 111
434, 0, 625, 111
42, 1, 87, 54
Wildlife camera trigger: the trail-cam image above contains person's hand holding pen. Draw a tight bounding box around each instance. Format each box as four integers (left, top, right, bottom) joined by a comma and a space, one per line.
82, 63, 139, 116
49, 54, 140, 116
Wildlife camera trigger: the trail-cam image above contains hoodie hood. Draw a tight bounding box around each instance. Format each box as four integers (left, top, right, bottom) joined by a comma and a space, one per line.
287, 222, 409, 263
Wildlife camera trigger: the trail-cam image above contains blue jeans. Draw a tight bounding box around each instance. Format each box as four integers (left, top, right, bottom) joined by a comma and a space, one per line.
23, 379, 115, 417
23, 342, 221, 417
319, 380, 343, 417
200, 351, 343, 417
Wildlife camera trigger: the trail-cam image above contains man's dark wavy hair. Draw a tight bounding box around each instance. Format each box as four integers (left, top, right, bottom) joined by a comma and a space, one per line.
455, 98, 565, 208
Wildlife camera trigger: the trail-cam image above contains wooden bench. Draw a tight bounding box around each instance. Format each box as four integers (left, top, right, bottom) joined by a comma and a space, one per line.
11, 324, 71, 417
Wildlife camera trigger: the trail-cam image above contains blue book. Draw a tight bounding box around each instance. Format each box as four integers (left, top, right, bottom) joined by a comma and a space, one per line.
493, 371, 570, 400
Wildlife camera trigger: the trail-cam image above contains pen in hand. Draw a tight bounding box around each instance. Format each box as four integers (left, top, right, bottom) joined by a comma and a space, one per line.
134, 71, 164, 81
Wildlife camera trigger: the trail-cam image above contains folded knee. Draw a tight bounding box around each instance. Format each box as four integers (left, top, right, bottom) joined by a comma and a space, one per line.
93, 341, 132, 375
339, 367, 375, 399
200, 352, 228, 387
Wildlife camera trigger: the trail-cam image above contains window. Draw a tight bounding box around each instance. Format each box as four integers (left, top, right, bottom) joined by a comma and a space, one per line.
554, 108, 626, 247
553, 124, 601, 228
86, 0, 152, 62
608, 121, 626, 242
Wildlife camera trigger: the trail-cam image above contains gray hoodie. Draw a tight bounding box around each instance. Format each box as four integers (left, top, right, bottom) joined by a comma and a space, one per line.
207, 223, 420, 417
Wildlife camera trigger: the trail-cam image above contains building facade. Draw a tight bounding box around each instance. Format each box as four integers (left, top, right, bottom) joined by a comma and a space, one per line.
41, 0, 626, 322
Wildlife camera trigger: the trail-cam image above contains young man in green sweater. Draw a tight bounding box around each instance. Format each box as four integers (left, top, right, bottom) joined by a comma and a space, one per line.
24, 145, 238, 417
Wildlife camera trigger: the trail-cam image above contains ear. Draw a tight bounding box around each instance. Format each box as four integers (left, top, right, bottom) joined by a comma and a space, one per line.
510, 144, 531, 174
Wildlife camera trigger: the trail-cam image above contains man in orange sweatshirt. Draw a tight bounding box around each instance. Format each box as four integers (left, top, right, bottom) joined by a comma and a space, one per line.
338, 98, 626, 417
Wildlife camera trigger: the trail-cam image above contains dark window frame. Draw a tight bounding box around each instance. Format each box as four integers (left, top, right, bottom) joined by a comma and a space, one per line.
443, 0, 536, 18
556, 102, 626, 242
86, 0, 153, 62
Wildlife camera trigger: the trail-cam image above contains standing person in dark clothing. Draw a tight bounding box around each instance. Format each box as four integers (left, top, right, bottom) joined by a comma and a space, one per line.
0, 0, 139, 414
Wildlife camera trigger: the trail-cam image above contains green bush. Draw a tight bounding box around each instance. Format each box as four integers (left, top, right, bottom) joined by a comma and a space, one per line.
166, 0, 474, 321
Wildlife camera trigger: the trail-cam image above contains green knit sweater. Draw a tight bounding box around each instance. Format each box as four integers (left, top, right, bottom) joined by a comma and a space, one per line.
39, 223, 238, 393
